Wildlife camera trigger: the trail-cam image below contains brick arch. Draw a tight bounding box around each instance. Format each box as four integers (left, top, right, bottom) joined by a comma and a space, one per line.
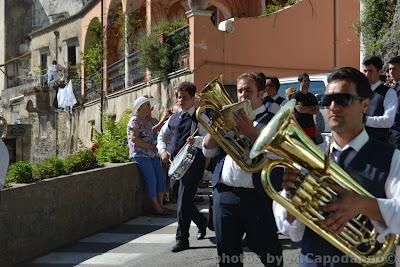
84, 17, 102, 51
208, 0, 232, 19
106, 0, 124, 65
167, 1, 187, 19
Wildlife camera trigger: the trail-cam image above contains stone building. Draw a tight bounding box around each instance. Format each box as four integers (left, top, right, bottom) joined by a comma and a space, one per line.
0, 0, 361, 163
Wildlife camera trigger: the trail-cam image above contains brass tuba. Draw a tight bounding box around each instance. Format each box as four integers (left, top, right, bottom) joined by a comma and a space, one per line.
250, 100, 399, 266
0, 116, 7, 138
196, 78, 266, 172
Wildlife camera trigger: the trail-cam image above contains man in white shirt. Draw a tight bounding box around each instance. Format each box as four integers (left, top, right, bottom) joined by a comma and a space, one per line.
388, 56, 400, 148
203, 72, 281, 266
157, 81, 208, 253
263, 76, 287, 114
47, 60, 65, 86
362, 56, 397, 142
274, 67, 400, 267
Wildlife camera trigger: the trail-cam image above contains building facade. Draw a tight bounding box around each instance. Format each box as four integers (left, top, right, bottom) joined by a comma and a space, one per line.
0, 0, 360, 163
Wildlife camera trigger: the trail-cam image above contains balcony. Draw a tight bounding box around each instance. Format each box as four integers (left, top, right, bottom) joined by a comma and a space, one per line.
107, 51, 145, 94
166, 25, 189, 73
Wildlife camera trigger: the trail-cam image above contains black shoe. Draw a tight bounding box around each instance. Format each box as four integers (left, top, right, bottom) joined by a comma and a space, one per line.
197, 224, 207, 240
171, 241, 189, 252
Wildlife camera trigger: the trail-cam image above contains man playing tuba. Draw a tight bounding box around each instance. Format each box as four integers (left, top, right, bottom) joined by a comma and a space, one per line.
203, 72, 282, 266
274, 67, 400, 266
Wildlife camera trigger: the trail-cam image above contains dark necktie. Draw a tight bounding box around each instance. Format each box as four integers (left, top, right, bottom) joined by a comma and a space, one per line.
332, 147, 353, 168
180, 112, 190, 120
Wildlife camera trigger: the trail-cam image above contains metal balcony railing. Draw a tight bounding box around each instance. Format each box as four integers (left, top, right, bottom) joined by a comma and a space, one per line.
166, 25, 189, 72
128, 51, 145, 87
107, 51, 145, 93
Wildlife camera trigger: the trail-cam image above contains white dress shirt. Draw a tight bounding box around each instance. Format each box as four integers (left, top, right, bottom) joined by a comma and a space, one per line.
365, 81, 398, 128
273, 129, 400, 243
262, 92, 281, 114
202, 105, 269, 188
157, 106, 207, 155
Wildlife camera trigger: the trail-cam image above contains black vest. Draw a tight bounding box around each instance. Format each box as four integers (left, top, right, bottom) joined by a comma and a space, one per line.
167, 110, 198, 157
365, 83, 390, 141
301, 138, 395, 267
263, 95, 285, 106
391, 83, 400, 132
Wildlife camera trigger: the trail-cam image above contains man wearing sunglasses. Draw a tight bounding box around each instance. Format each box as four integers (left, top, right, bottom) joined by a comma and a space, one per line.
292, 73, 319, 143
362, 56, 397, 143
274, 67, 400, 266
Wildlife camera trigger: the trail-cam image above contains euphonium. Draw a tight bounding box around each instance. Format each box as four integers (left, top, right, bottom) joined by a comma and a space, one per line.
250, 100, 398, 266
0, 116, 7, 139
196, 78, 267, 172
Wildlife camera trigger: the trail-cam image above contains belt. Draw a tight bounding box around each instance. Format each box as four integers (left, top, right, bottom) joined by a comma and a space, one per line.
218, 183, 256, 193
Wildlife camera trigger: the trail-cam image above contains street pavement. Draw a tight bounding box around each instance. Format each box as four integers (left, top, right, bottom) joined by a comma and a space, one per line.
19, 193, 300, 267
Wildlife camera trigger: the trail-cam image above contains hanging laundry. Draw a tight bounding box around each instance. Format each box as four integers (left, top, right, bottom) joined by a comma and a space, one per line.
57, 80, 77, 109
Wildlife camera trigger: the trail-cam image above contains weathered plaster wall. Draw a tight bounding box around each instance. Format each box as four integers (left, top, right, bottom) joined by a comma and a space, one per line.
31, 18, 82, 70
190, 0, 360, 87
5, 0, 33, 60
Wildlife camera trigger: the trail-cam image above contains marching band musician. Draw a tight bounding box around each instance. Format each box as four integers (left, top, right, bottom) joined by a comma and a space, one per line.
157, 81, 208, 253
203, 72, 282, 266
274, 67, 400, 267
263, 76, 287, 114
362, 56, 397, 143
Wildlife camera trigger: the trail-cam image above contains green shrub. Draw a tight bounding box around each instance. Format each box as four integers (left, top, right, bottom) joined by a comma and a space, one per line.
32, 162, 54, 180
6, 161, 34, 183
93, 111, 130, 164
64, 149, 99, 173
32, 157, 66, 180
262, 0, 299, 16
136, 18, 188, 78
360, 0, 396, 56
46, 157, 67, 176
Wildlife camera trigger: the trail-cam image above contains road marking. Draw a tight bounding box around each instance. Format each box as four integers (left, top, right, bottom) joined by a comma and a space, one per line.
29, 252, 142, 265
80, 233, 141, 244
128, 233, 175, 244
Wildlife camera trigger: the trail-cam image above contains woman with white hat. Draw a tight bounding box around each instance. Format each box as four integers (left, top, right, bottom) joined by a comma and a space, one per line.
127, 96, 168, 216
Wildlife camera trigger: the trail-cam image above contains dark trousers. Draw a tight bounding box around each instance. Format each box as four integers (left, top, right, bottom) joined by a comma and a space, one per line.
176, 150, 207, 243
213, 183, 283, 267
389, 129, 400, 149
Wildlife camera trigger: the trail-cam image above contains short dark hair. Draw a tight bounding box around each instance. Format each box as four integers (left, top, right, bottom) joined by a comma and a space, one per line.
298, 73, 310, 82
327, 67, 372, 99
237, 72, 265, 92
254, 72, 266, 82
266, 76, 280, 91
52, 60, 57, 65
388, 56, 400, 66
177, 81, 197, 97
362, 55, 383, 70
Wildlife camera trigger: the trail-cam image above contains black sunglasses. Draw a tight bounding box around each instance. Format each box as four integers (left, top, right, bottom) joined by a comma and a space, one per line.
319, 93, 365, 107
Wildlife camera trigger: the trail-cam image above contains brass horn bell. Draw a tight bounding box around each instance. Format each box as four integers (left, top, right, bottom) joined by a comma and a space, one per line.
196, 78, 267, 173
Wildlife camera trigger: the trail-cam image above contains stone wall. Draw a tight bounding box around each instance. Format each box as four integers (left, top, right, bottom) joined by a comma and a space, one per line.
5, 0, 33, 60
0, 162, 149, 267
